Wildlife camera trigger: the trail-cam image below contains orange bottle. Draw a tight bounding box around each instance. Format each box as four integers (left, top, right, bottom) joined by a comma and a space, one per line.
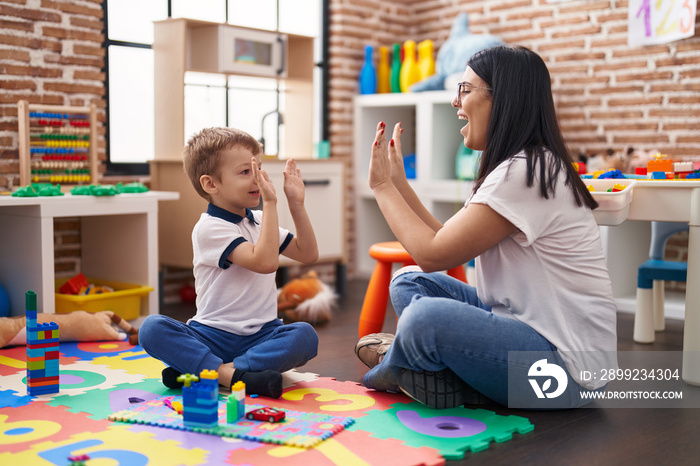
377, 46, 391, 93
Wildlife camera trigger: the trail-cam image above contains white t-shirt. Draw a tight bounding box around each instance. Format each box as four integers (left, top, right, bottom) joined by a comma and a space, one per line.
469, 153, 618, 389
189, 205, 293, 335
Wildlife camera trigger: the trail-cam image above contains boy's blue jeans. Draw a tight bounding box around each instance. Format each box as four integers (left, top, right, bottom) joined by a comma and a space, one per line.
363, 271, 598, 408
139, 315, 318, 377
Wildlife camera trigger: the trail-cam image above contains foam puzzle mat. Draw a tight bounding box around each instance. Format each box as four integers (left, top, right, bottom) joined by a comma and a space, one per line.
109, 397, 354, 448
0, 340, 534, 465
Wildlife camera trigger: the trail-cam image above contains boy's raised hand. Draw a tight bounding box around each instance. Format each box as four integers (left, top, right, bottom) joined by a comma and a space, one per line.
252, 157, 277, 204
283, 158, 305, 205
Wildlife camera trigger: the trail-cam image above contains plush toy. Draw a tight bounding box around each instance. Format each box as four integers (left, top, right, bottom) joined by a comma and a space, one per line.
277, 270, 337, 325
410, 12, 504, 92
585, 148, 630, 174
585, 147, 657, 174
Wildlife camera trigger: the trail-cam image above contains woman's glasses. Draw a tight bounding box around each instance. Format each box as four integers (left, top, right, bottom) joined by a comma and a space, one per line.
457, 82, 491, 104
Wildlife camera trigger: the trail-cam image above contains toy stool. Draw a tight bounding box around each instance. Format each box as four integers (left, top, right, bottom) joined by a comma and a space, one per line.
358, 241, 467, 338
633, 221, 688, 343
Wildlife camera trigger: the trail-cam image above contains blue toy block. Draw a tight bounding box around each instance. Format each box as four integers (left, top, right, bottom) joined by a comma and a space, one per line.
28, 385, 59, 396
27, 347, 47, 358
181, 370, 219, 428
45, 360, 60, 371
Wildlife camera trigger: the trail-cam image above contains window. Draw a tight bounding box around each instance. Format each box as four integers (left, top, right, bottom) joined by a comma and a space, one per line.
103, 0, 324, 174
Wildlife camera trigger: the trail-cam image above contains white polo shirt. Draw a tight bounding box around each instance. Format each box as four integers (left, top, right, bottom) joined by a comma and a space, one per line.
189, 204, 293, 335
469, 153, 618, 389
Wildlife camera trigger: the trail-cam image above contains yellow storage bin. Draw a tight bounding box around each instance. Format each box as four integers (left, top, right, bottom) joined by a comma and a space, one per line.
55, 277, 153, 320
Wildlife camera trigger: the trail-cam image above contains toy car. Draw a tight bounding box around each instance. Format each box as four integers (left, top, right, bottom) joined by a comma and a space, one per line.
246, 407, 285, 423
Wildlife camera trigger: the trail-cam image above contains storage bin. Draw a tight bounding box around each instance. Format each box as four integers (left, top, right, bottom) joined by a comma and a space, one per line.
55, 277, 152, 320
586, 178, 637, 226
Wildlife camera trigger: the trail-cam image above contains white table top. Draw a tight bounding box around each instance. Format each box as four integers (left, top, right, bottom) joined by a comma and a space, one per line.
0, 191, 180, 206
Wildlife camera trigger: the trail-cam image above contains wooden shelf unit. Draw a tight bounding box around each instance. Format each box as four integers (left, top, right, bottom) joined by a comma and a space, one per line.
17, 101, 99, 188
152, 18, 315, 162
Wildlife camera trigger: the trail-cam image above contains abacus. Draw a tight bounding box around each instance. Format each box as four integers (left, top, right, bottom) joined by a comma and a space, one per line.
17, 100, 98, 188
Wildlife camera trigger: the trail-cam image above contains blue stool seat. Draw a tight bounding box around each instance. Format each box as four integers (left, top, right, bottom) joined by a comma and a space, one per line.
638, 259, 688, 288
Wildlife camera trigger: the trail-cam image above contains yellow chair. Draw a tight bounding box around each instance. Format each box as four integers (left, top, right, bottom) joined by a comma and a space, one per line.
358, 241, 467, 338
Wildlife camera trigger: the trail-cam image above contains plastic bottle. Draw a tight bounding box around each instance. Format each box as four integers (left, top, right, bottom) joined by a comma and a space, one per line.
377, 46, 391, 93
399, 40, 421, 92
359, 45, 376, 94
417, 39, 436, 80
390, 43, 402, 93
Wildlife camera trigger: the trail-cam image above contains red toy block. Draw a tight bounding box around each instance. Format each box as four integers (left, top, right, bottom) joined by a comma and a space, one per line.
59, 273, 89, 295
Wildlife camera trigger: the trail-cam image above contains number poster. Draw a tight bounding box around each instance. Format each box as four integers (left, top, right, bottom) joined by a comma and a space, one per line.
629, 0, 697, 46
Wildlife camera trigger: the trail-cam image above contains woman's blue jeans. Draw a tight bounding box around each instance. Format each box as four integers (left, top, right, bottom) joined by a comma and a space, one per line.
363, 270, 599, 408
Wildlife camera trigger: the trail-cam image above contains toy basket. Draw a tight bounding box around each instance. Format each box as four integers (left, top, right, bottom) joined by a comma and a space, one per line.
55, 277, 152, 320
586, 179, 637, 226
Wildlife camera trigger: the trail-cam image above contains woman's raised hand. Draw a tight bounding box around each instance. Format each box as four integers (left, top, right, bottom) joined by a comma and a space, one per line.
368, 121, 391, 190
387, 122, 408, 187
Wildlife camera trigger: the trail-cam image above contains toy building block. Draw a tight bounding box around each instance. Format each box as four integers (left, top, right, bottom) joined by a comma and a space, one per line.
25, 290, 60, 396
67, 454, 90, 466
674, 162, 694, 179
647, 153, 673, 173
58, 273, 89, 295
612, 183, 626, 192
227, 381, 246, 423
182, 369, 219, 428
176, 373, 199, 387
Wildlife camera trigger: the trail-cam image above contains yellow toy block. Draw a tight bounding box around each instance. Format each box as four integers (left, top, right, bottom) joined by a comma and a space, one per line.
199, 369, 218, 380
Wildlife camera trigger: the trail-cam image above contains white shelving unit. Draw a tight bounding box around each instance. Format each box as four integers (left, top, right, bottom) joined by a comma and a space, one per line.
353, 91, 474, 277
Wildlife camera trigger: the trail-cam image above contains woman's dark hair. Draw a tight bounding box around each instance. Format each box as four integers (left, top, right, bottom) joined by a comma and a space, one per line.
468, 45, 597, 209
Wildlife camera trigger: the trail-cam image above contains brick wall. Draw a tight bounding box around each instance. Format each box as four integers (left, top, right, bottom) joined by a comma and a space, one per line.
0, 0, 105, 275
329, 0, 699, 276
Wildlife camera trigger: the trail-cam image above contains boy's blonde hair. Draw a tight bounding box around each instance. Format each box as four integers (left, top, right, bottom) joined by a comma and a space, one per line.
183, 127, 262, 201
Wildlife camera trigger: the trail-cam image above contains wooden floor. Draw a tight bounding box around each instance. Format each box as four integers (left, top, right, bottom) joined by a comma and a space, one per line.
162, 278, 699, 465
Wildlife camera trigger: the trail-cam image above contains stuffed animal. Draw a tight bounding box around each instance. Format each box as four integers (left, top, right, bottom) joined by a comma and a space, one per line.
585, 148, 630, 174
585, 147, 657, 175
277, 270, 337, 325
410, 12, 504, 92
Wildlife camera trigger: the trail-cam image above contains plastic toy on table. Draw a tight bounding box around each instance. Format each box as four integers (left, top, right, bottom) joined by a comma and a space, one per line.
12, 183, 64, 197
70, 184, 119, 196
117, 182, 149, 193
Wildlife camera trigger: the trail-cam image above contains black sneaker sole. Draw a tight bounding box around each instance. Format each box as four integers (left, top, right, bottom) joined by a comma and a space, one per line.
162, 367, 184, 389
398, 368, 482, 409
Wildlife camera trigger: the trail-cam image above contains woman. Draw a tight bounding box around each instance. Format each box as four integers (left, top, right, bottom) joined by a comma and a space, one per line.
355, 46, 617, 409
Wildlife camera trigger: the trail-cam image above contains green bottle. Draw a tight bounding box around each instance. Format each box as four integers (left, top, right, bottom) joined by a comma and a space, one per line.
390, 43, 402, 93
